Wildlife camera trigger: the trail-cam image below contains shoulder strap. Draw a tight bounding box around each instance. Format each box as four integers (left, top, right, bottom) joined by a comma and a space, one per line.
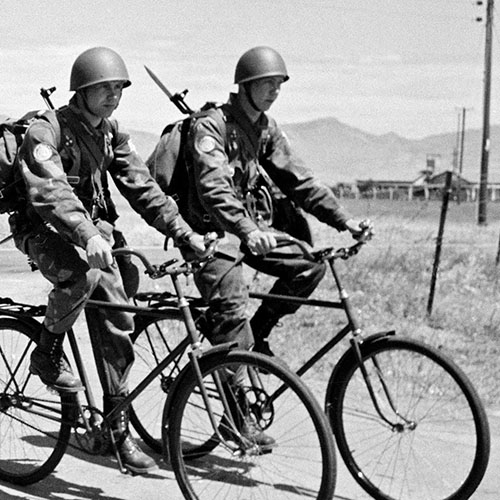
57, 106, 105, 167
220, 103, 261, 156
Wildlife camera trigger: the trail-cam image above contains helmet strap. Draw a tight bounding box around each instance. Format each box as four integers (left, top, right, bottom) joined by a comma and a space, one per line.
243, 83, 263, 113
75, 90, 102, 127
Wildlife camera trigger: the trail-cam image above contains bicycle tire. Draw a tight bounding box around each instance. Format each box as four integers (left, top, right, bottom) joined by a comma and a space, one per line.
129, 309, 208, 454
327, 335, 490, 500
166, 349, 336, 500
0, 317, 75, 485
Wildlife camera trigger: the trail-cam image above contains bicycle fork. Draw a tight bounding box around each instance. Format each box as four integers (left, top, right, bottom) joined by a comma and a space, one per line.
330, 259, 415, 432
350, 337, 417, 432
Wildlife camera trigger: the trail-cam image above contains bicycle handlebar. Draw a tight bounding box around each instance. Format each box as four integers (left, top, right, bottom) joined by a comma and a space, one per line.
112, 223, 370, 280
112, 238, 218, 280
273, 226, 372, 263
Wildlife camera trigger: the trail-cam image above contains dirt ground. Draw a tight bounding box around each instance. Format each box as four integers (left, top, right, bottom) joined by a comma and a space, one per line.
1, 247, 499, 499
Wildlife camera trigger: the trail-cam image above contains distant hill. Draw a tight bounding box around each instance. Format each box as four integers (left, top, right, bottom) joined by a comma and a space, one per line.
130, 117, 500, 185
3, 111, 497, 185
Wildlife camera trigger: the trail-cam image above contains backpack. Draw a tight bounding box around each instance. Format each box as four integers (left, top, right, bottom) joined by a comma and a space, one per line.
146, 104, 225, 216
0, 112, 38, 213
0, 110, 63, 214
146, 116, 193, 216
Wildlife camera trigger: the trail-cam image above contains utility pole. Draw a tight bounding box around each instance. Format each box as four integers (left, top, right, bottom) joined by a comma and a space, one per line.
477, 0, 494, 225
457, 107, 468, 204
459, 107, 467, 178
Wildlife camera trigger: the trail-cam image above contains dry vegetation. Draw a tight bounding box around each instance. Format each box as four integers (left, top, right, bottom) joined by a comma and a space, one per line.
269, 198, 500, 408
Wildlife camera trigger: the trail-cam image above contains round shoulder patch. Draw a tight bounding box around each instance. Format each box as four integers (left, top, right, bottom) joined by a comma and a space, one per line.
33, 143, 53, 162
197, 135, 217, 153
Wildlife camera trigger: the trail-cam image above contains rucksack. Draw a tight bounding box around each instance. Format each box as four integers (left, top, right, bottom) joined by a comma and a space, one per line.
146, 104, 225, 216
0, 111, 41, 214
0, 110, 64, 214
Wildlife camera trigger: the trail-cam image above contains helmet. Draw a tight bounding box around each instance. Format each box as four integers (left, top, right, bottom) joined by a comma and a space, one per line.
234, 46, 289, 85
70, 47, 131, 91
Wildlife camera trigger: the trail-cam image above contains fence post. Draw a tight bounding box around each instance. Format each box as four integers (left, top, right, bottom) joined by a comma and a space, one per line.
427, 171, 453, 315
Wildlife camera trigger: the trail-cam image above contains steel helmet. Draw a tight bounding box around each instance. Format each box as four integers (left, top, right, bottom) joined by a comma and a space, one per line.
234, 46, 289, 85
70, 47, 131, 91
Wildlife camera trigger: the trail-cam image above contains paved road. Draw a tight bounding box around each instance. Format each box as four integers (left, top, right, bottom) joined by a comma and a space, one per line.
1, 248, 498, 499
0, 412, 498, 500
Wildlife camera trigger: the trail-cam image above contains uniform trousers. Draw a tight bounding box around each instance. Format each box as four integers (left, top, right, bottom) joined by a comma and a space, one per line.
24, 226, 134, 397
192, 244, 326, 349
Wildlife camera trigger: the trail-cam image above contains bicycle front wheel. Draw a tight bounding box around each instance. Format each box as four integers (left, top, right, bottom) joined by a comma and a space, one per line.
167, 349, 336, 500
0, 317, 75, 485
327, 335, 490, 500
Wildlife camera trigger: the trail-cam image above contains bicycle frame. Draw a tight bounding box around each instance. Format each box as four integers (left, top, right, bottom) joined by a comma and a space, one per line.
79, 277, 247, 464
248, 240, 402, 425
0, 250, 251, 472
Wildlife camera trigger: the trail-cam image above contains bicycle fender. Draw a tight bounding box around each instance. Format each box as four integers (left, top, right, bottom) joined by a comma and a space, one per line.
324, 330, 395, 414
0, 314, 41, 339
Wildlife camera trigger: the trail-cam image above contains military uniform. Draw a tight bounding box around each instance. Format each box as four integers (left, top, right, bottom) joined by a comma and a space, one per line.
11, 97, 193, 396
180, 93, 352, 348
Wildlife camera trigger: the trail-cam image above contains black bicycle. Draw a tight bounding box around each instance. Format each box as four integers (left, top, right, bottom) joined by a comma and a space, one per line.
0, 247, 337, 499
126, 233, 491, 500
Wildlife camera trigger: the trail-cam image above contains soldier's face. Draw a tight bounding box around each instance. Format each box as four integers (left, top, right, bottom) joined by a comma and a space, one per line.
83, 81, 125, 118
250, 77, 284, 112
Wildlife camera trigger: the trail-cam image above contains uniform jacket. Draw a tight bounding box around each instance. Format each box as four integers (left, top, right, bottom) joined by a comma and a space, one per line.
183, 93, 351, 240
14, 97, 192, 248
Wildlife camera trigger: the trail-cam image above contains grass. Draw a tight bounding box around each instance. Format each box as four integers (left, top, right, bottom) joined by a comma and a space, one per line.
2, 195, 500, 407
270, 198, 500, 408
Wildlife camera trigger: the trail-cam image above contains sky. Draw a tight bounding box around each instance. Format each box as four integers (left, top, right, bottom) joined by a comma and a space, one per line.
0, 0, 497, 139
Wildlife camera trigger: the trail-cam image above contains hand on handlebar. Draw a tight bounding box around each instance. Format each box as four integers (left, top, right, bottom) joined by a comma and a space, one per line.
244, 229, 277, 256
86, 234, 114, 269
344, 218, 374, 242
186, 232, 218, 259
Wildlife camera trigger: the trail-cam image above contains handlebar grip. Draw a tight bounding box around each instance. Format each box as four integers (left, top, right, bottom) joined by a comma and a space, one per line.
274, 233, 315, 261
111, 247, 157, 275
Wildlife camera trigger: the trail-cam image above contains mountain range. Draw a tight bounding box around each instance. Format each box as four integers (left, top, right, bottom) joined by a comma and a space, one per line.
3, 111, 498, 185
131, 116, 500, 186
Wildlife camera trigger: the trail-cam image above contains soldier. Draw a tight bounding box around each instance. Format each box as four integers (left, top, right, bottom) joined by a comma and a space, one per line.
152, 46, 371, 357
9, 47, 207, 474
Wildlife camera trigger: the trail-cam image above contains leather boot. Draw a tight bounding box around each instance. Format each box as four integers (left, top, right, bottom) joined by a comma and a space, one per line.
250, 308, 281, 357
30, 328, 82, 392
104, 395, 158, 475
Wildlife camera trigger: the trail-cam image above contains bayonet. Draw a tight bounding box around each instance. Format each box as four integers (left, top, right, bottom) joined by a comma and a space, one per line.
144, 65, 194, 115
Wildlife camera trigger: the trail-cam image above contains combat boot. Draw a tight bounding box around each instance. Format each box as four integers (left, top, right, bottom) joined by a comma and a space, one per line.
104, 395, 158, 475
250, 308, 281, 357
30, 328, 82, 392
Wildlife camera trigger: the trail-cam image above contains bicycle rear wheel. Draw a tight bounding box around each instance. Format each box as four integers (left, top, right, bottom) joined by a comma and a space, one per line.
327, 335, 490, 500
167, 349, 336, 500
0, 317, 75, 485
129, 311, 207, 453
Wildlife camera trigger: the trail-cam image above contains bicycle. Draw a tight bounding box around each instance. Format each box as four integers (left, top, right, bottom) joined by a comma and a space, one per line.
126, 233, 491, 500
0, 247, 337, 499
